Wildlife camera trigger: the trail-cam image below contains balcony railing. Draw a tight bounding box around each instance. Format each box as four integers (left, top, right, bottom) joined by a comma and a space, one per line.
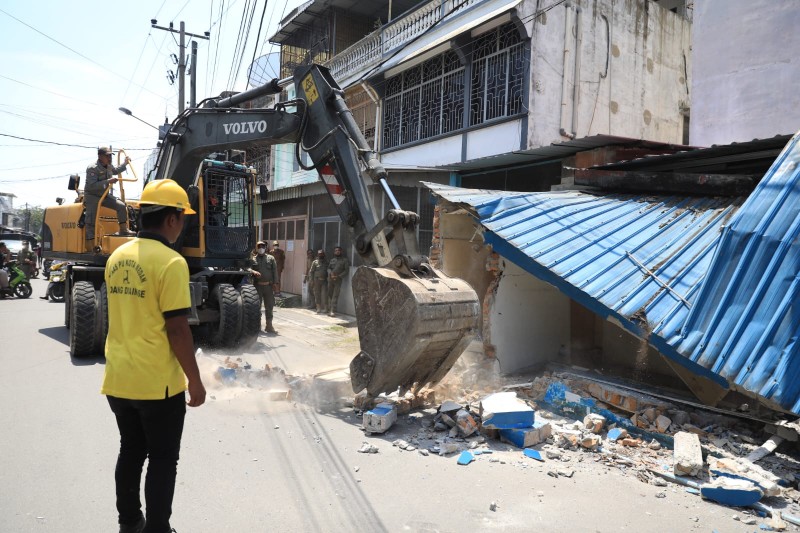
326, 0, 481, 82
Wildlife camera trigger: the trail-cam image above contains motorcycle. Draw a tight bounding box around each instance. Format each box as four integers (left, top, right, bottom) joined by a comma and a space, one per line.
41, 261, 68, 302
0, 261, 33, 299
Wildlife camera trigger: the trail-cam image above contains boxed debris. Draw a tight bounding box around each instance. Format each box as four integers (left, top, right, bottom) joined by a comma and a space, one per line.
480, 392, 535, 429
363, 402, 397, 434
499, 419, 552, 448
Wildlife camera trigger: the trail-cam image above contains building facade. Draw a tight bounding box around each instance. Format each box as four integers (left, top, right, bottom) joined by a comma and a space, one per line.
257, 0, 692, 314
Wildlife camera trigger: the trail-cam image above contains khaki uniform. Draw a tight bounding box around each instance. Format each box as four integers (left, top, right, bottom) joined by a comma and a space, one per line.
270, 247, 286, 282
84, 159, 129, 240
250, 253, 278, 328
308, 257, 328, 312
305, 254, 315, 309
17, 247, 36, 279
327, 254, 349, 314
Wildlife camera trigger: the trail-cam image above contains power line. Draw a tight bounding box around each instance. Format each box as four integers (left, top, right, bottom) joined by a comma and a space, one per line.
0, 74, 101, 108
249, 0, 270, 84
0, 133, 153, 151
0, 7, 166, 101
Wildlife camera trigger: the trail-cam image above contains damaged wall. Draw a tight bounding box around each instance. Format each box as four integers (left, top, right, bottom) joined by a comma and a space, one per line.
490, 260, 570, 373
521, 0, 691, 147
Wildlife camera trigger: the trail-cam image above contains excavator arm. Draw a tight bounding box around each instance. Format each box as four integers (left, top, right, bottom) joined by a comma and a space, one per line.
292, 65, 480, 396
149, 64, 479, 396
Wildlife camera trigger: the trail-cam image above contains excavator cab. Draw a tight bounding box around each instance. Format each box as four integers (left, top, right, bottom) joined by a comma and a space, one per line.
180, 160, 256, 260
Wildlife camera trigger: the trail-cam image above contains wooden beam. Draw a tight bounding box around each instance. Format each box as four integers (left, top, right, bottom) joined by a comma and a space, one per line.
574, 169, 757, 196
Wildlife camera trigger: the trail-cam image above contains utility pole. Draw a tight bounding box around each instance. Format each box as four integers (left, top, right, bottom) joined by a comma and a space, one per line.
190, 40, 198, 108
150, 20, 209, 113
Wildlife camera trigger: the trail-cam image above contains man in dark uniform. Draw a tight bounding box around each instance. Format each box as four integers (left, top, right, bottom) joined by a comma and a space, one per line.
84, 146, 134, 242
326, 246, 349, 316
303, 249, 315, 309
248, 240, 278, 333
17, 240, 37, 280
308, 249, 328, 314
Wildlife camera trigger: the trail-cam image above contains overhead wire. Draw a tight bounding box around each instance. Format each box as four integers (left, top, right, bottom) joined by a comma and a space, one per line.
0, 7, 166, 100
226, 0, 254, 91
232, 0, 259, 89
248, 1, 271, 85
0, 133, 153, 151
209, 0, 226, 93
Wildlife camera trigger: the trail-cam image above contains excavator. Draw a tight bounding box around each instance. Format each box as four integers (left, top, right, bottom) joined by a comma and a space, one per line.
41, 64, 479, 395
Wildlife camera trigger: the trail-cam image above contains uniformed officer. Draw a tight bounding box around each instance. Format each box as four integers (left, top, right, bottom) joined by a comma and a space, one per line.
17, 240, 37, 280
326, 246, 349, 316
84, 146, 134, 242
102, 179, 205, 533
248, 240, 278, 333
270, 240, 286, 297
308, 249, 328, 314
303, 249, 315, 309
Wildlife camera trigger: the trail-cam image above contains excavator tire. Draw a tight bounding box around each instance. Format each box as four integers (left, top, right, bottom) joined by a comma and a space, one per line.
95, 284, 109, 355
211, 283, 242, 347
349, 266, 480, 395
70, 281, 98, 358
236, 284, 261, 349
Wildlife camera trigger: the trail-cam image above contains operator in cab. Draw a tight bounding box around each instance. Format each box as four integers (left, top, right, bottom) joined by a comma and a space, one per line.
84, 146, 135, 242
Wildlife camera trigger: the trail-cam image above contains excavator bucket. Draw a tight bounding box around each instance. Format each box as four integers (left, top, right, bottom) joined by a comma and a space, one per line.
349, 266, 480, 395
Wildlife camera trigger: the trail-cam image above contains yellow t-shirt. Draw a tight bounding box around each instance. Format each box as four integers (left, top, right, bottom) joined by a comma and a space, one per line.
101, 234, 191, 400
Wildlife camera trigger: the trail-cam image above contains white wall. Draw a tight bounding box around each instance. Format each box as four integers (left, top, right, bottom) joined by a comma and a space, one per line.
520, 0, 691, 148
690, 0, 800, 145
489, 260, 570, 373
381, 133, 463, 167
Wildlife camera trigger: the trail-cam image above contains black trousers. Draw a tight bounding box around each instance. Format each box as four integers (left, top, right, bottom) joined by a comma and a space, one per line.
107, 393, 186, 533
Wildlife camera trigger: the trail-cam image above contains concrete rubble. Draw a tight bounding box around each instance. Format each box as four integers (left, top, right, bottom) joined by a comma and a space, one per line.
346, 364, 800, 529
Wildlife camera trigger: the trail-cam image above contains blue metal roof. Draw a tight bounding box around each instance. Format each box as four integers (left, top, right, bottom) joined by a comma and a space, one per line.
425, 132, 800, 414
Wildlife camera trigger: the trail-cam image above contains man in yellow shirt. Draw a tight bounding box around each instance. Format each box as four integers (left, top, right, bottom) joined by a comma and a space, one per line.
101, 179, 205, 533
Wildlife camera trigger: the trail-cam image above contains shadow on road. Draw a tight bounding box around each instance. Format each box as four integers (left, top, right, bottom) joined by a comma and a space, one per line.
38, 326, 69, 346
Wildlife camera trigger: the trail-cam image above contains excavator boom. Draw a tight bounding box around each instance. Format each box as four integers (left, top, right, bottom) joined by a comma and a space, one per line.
146, 64, 480, 395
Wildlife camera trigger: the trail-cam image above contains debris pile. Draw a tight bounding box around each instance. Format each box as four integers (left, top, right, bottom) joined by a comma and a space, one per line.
353, 366, 800, 528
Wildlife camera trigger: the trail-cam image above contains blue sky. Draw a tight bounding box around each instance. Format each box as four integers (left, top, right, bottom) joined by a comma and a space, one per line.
0, 0, 302, 209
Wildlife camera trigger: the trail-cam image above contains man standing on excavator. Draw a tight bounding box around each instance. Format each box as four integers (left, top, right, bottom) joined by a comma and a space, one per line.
84, 147, 134, 242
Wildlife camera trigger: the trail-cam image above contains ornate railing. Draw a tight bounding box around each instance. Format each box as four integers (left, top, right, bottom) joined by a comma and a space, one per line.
326, 0, 481, 81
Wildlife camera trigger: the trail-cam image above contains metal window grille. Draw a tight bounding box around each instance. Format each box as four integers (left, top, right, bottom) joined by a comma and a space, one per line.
382, 50, 464, 149
470, 23, 525, 126
205, 171, 251, 255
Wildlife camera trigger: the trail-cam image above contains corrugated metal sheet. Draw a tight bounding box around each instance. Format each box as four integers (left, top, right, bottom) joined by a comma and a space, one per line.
661, 132, 800, 414
425, 131, 800, 415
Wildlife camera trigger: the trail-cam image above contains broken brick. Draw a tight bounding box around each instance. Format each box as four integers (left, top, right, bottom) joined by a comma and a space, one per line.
480, 392, 535, 429
700, 478, 763, 507
674, 431, 704, 478
499, 420, 552, 448
363, 403, 397, 434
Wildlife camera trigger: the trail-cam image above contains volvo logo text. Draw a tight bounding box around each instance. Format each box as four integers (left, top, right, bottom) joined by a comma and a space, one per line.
223, 120, 268, 135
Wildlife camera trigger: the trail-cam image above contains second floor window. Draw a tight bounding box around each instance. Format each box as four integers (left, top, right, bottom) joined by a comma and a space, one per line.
383, 50, 465, 149
470, 22, 525, 126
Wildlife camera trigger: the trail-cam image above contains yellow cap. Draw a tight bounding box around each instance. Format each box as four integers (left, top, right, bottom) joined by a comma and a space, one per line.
139, 179, 196, 214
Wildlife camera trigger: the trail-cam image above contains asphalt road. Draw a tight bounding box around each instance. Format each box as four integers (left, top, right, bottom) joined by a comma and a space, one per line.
0, 276, 784, 532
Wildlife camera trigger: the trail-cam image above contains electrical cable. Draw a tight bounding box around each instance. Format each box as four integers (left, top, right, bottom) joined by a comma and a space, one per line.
232, 0, 259, 88
0, 7, 166, 100
0, 133, 152, 151
248, 1, 270, 85
210, 0, 226, 92
0, 74, 101, 108
227, 0, 254, 91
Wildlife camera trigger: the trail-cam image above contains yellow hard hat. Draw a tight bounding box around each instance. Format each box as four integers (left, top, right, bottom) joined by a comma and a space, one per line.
139, 179, 196, 214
